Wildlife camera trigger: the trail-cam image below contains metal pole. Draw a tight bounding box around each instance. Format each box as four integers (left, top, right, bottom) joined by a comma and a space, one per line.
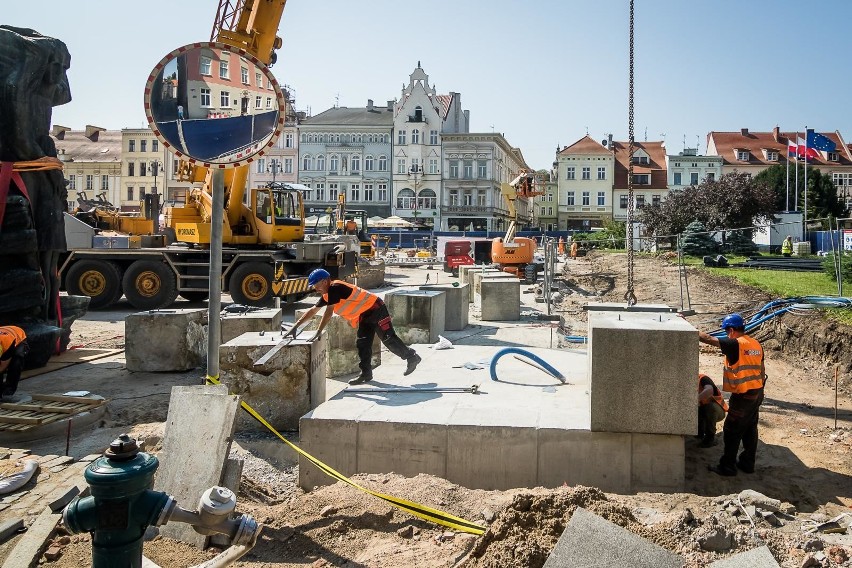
206, 169, 225, 382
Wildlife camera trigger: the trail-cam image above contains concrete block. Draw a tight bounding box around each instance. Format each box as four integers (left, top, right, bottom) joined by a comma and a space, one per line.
479, 277, 521, 321
219, 331, 327, 431
537, 430, 631, 493
471, 270, 509, 306
357, 421, 447, 479
446, 425, 537, 490
385, 290, 446, 344
631, 433, 685, 491
295, 307, 380, 377
220, 308, 282, 344
355, 260, 386, 289
709, 546, 780, 567
125, 308, 206, 371
298, 417, 358, 490
543, 507, 683, 568
155, 385, 239, 548
420, 283, 469, 330
588, 310, 698, 435
461, 266, 501, 303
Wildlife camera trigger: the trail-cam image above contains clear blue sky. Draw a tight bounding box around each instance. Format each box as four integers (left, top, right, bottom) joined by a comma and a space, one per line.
7, 0, 852, 170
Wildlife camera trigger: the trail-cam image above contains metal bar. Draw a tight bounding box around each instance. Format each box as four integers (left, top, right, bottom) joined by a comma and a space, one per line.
512, 355, 558, 378
253, 336, 296, 367
344, 385, 479, 394
207, 170, 225, 381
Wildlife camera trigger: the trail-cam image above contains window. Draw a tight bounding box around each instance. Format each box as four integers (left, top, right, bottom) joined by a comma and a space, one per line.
377, 183, 388, 202
68, 175, 76, 190
255, 72, 262, 86
302, 155, 312, 170
140, 140, 147, 153
706, 172, 715, 182
582, 191, 590, 206
139, 187, 146, 197
418, 188, 437, 209
127, 162, 135, 176
397, 158, 406, 174
328, 183, 338, 201
152, 140, 158, 152
477, 190, 486, 206
478, 161, 487, 178
127, 187, 134, 201
85, 175, 93, 190
351, 155, 360, 172
365, 155, 374, 171
566, 166, 575, 180
397, 130, 406, 145
548, 206, 554, 216
828, 152, 839, 161
620, 195, 628, 209
316, 155, 325, 171
284, 158, 293, 173
364, 183, 373, 201
566, 191, 575, 206
632, 174, 650, 185
219, 59, 229, 79
540, 206, 546, 215
256, 158, 266, 173
350, 184, 360, 201
463, 161, 473, 179
255, 96, 262, 109
315, 183, 325, 201
430, 130, 438, 145
767, 151, 778, 161
172, 159, 179, 178
463, 191, 473, 206
597, 167, 606, 180
139, 162, 147, 176
219, 91, 229, 107
241, 66, 249, 84
582, 167, 591, 180
397, 188, 415, 209
673, 172, 682, 185
411, 129, 420, 144
449, 161, 459, 178
410, 158, 420, 174
652, 194, 661, 206
378, 155, 387, 171
737, 150, 749, 161
690, 172, 699, 185
597, 191, 605, 206
266, 97, 272, 109
329, 155, 338, 172
636, 195, 646, 207
285, 133, 293, 148
630, 155, 649, 165
200, 57, 211, 75
429, 158, 438, 174
128, 140, 135, 152
200, 88, 211, 107
449, 189, 459, 205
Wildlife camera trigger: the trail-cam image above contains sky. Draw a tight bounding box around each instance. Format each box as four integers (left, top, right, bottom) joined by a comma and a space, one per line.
6, 0, 852, 170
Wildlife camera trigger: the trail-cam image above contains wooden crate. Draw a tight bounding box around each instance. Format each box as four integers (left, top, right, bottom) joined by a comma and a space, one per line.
0, 395, 105, 432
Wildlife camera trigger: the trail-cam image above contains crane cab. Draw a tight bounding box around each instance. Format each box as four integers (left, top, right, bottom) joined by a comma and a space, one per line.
251, 185, 305, 245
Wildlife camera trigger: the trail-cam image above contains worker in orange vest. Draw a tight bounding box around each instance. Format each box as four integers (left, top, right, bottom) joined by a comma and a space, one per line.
570, 240, 578, 259
697, 373, 728, 448
699, 313, 765, 476
0, 326, 29, 398
557, 236, 565, 255
288, 269, 421, 385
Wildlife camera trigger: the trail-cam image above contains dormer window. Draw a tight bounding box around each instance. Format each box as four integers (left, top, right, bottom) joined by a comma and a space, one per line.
766, 151, 778, 161
828, 152, 839, 161
632, 174, 650, 185
736, 150, 750, 161
630, 155, 649, 165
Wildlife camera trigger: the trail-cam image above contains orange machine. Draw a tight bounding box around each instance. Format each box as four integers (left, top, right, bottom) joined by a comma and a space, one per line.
491, 170, 541, 283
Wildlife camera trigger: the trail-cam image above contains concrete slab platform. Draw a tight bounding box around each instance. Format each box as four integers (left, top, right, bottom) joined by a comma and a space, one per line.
709, 546, 780, 567
299, 344, 684, 492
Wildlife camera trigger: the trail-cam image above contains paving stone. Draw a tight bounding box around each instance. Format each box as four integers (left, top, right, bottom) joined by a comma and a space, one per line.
41, 456, 73, 468
709, 545, 780, 567
542, 507, 683, 568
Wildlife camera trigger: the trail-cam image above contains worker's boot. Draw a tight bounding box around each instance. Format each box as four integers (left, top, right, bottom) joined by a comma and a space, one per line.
404, 353, 421, 376
348, 373, 373, 385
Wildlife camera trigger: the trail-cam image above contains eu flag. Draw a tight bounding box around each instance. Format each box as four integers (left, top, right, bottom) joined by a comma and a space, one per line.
806, 129, 837, 152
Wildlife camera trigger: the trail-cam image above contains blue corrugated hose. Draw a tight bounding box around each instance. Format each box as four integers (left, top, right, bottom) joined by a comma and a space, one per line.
489, 347, 565, 382
710, 296, 852, 338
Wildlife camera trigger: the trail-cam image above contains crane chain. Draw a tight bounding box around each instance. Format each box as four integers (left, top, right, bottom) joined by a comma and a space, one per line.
624, 0, 637, 306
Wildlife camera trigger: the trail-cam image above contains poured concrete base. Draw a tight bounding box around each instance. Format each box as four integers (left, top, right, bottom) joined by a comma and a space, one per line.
220, 308, 282, 345
419, 283, 469, 330
295, 308, 380, 377
126, 309, 206, 371
479, 277, 521, 321
384, 290, 446, 344
299, 345, 684, 492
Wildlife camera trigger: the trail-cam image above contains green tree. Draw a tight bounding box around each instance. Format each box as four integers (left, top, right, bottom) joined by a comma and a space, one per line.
753, 164, 847, 221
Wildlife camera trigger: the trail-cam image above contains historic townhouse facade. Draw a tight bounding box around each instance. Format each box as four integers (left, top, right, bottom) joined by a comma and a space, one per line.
120, 128, 193, 211
391, 64, 469, 227
666, 149, 723, 191
247, 89, 302, 191
611, 141, 668, 222
297, 103, 394, 217
52, 125, 122, 211
441, 133, 532, 232
556, 136, 614, 230
536, 169, 559, 232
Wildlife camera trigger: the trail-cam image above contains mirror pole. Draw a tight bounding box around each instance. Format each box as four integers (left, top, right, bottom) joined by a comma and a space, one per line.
207, 168, 225, 382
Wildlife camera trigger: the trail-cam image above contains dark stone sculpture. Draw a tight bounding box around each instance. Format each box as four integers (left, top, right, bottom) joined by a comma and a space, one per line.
0, 26, 73, 372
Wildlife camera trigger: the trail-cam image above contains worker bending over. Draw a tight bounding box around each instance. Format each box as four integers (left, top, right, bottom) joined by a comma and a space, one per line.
697, 373, 728, 448
289, 269, 421, 385
698, 313, 765, 476
0, 326, 29, 398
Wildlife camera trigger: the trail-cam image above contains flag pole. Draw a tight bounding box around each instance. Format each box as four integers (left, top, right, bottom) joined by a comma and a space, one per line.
804, 126, 809, 240
785, 136, 790, 211
794, 131, 799, 211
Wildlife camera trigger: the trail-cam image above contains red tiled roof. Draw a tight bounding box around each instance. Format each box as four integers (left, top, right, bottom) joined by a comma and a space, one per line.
707, 129, 852, 167
611, 141, 668, 190
434, 94, 453, 119
558, 135, 610, 155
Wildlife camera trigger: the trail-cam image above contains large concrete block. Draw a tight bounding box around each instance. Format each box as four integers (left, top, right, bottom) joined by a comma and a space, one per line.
125, 309, 206, 371
420, 283, 469, 330
471, 270, 508, 306
385, 290, 446, 344
537, 430, 631, 493
355, 260, 386, 289
219, 331, 327, 431
631, 433, 685, 491
357, 421, 447, 479
588, 309, 698, 435
295, 307, 380, 377
461, 266, 501, 303
298, 417, 358, 490
480, 277, 521, 321
446, 425, 537, 490
220, 308, 282, 344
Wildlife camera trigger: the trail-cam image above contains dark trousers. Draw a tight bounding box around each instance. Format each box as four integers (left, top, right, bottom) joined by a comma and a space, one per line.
0, 356, 23, 397
719, 388, 764, 472
698, 401, 725, 442
356, 303, 413, 376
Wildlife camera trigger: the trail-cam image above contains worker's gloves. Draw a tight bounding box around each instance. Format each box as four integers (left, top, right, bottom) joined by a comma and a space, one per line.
282, 325, 298, 339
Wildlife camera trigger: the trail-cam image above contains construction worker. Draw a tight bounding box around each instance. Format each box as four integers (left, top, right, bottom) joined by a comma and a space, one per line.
781, 235, 793, 257
558, 236, 565, 255
697, 373, 728, 448
570, 240, 578, 259
698, 313, 765, 476
0, 326, 29, 397
289, 269, 421, 385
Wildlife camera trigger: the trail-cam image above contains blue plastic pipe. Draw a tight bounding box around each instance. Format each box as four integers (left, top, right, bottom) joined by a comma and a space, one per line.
489, 347, 565, 382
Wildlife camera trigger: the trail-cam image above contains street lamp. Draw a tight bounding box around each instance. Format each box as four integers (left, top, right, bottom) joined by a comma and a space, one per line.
150, 160, 163, 195
408, 164, 423, 224
267, 159, 282, 183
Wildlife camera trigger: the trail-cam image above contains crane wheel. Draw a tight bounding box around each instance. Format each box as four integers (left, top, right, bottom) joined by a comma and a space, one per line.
65, 260, 123, 309
229, 262, 274, 307
122, 260, 178, 310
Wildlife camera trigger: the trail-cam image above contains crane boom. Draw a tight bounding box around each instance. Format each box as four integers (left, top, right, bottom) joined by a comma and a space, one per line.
212, 0, 287, 65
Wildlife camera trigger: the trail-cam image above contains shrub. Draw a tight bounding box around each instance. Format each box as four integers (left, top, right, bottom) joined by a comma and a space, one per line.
680, 220, 717, 256
822, 252, 852, 284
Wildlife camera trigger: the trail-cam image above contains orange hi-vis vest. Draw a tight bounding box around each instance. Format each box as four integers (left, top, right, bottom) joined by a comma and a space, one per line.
323, 281, 377, 328
699, 373, 728, 412
0, 326, 26, 358
722, 335, 765, 393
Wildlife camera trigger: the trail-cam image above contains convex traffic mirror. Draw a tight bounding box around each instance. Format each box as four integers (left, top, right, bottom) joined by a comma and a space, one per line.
144, 42, 285, 167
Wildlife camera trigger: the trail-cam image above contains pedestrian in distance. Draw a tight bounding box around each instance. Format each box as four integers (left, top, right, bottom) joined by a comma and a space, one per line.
0, 326, 29, 398
177, 104, 184, 121
781, 235, 793, 257
697, 373, 728, 447
698, 313, 766, 476
288, 269, 421, 385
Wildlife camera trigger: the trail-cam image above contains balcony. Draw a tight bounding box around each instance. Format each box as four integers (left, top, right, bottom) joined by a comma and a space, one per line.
441, 205, 510, 216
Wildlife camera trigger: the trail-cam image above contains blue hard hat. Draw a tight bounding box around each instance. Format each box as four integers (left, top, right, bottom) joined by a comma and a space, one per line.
308, 268, 331, 287
721, 313, 745, 330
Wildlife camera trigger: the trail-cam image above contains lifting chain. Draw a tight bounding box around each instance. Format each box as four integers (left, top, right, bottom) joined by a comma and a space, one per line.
624, 0, 637, 306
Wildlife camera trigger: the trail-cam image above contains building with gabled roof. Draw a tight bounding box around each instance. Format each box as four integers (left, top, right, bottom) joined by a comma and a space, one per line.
611, 140, 668, 222
52, 125, 122, 211
555, 135, 614, 230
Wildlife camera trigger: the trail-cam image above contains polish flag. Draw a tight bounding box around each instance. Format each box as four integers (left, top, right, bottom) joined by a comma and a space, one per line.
787, 139, 797, 158
798, 137, 819, 160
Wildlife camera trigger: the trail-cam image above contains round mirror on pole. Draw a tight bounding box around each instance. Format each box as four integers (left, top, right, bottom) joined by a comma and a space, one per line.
144, 42, 285, 168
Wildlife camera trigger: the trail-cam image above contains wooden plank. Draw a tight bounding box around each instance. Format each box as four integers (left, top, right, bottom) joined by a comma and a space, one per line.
0, 416, 43, 425
0, 518, 24, 546
0, 404, 80, 414
31, 394, 102, 405
0, 507, 61, 568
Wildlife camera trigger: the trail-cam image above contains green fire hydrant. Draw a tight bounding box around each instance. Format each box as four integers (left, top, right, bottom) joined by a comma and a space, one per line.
63, 434, 172, 567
